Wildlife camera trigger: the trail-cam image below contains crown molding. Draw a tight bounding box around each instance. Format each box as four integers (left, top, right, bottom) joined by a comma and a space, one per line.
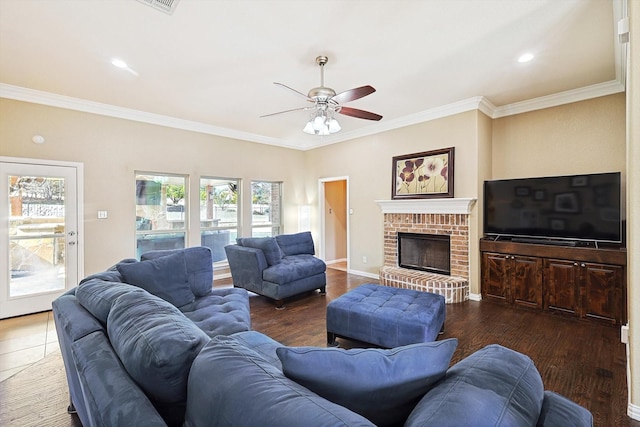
305, 96, 487, 150
0, 73, 626, 151
0, 83, 300, 149
490, 80, 625, 119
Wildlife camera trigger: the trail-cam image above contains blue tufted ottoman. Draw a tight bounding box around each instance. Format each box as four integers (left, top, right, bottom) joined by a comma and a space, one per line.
326, 284, 446, 348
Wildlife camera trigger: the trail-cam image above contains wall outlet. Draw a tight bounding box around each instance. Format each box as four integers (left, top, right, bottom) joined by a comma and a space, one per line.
621, 324, 629, 344
362, 256, 367, 264
97, 210, 108, 219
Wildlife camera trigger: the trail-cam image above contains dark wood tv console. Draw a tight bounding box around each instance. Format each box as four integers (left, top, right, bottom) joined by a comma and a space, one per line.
480, 238, 627, 326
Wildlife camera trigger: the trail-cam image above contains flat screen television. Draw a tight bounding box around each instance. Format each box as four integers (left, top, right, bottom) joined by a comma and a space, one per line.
483, 172, 622, 244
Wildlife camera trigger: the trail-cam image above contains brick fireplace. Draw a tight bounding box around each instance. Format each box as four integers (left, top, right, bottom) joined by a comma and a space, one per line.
375, 198, 476, 303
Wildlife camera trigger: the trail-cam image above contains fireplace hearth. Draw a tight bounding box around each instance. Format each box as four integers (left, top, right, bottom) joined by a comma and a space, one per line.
398, 232, 451, 275
376, 198, 476, 303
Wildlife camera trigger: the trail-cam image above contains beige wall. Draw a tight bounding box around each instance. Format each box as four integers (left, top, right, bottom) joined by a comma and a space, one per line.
0, 99, 308, 275
306, 110, 480, 280
492, 93, 627, 179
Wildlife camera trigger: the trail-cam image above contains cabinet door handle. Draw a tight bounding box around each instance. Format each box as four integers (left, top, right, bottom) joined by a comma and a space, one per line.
574, 262, 579, 266
581, 263, 586, 268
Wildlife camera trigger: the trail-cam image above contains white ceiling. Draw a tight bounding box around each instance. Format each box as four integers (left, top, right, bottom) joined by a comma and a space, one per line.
0, 0, 627, 150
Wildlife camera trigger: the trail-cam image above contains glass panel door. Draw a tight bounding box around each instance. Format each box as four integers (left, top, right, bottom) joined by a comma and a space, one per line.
1, 161, 80, 319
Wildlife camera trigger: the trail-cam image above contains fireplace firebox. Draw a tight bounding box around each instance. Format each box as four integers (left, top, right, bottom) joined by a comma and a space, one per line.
398, 232, 451, 275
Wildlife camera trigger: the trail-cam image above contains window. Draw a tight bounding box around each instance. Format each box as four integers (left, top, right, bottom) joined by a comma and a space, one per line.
251, 181, 282, 237
135, 173, 187, 258
200, 177, 240, 263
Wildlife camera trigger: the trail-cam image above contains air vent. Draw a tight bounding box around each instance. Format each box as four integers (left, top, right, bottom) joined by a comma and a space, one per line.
136, 0, 181, 15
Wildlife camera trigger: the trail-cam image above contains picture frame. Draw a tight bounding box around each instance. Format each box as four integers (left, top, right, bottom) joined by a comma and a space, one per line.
515, 186, 531, 197
392, 147, 454, 199
554, 192, 580, 213
533, 189, 547, 201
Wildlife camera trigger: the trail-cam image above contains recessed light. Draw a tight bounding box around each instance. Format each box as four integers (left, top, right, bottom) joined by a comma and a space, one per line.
518, 53, 534, 63
111, 58, 128, 69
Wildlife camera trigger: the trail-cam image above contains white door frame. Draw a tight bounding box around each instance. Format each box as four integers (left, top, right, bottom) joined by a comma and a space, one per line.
0, 156, 84, 318
318, 176, 349, 271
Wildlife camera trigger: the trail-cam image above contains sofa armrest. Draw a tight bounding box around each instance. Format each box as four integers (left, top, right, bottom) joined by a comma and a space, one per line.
225, 245, 268, 289
71, 331, 167, 426
536, 391, 593, 427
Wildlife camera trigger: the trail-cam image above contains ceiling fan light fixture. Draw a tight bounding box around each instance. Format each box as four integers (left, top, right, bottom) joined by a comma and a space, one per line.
265, 55, 381, 136
328, 118, 341, 133
312, 115, 326, 131
303, 121, 315, 134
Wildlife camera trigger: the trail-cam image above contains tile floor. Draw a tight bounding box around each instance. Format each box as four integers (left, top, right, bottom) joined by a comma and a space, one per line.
0, 311, 59, 382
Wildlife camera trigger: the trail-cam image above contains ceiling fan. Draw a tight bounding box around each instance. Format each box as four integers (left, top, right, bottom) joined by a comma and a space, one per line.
261, 56, 382, 135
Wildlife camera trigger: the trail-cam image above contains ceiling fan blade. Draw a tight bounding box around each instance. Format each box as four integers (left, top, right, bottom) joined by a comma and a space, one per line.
332, 85, 376, 104
273, 82, 313, 102
338, 106, 382, 121
260, 106, 311, 118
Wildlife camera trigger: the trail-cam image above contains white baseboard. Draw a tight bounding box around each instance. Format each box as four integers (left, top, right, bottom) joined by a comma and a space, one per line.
628, 402, 640, 420
348, 269, 380, 280
468, 292, 482, 301
326, 258, 347, 265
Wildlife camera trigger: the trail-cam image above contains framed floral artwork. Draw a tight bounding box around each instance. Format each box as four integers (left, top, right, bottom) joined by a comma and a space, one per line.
392, 147, 454, 199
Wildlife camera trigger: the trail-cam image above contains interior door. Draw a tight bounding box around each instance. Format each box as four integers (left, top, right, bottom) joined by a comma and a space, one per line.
0, 159, 81, 319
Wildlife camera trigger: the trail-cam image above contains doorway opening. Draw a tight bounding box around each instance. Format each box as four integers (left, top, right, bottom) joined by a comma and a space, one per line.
319, 177, 349, 272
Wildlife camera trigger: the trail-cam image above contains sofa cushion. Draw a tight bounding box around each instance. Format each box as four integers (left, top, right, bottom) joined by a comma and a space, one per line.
116, 250, 195, 307
276, 338, 458, 427
262, 255, 326, 284
141, 246, 213, 297
76, 279, 145, 324
184, 334, 376, 427
107, 291, 209, 404
236, 237, 282, 266
275, 231, 315, 256
405, 344, 545, 427
180, 288, 251, 337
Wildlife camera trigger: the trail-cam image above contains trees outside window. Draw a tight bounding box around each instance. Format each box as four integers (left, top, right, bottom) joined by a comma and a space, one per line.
200, 177, 240, 262
135, 173, 186, 258
251, 181, 282, 237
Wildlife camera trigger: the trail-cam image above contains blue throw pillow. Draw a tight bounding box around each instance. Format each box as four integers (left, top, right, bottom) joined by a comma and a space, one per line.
276, 338, 458, 427
275, 231, 315, 256
140, 247, 213, 297
107, 291, 209, 404
116, 250, 194, 307
236, 237, 283, 266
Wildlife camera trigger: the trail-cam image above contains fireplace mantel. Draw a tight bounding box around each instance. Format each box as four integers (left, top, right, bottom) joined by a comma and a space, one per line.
375, 198, 476, 214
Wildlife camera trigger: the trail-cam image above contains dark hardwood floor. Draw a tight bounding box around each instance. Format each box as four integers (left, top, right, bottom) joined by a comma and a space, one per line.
219, 267, 635, 427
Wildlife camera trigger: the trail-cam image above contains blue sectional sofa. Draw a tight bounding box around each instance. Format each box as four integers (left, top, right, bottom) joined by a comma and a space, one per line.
53, 246, 593, 427
52, 247, 251, 427
224, 231, 326, 308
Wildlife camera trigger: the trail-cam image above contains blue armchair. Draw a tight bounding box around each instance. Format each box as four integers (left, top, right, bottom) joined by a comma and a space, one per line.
225, 232, 326, 308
